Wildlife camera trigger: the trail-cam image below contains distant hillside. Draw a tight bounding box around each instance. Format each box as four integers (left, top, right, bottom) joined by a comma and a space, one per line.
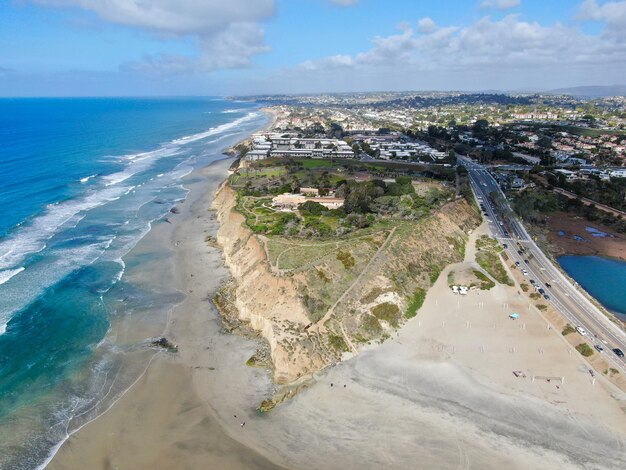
550, 85, 626, 98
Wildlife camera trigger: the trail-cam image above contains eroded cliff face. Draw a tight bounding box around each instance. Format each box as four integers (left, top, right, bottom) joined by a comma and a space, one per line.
213, 183, 480, 386
213, 184, 328, 384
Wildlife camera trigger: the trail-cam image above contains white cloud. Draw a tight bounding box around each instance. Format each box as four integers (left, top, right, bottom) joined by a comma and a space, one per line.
417, 17, 437, 33
33, 0, 275, 74
579, 0, 626, 41
296, 13, 626, 74
480, 0, 521, 9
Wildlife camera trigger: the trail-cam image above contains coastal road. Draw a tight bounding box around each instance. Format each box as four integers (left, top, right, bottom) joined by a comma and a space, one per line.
458, 156, 626, 375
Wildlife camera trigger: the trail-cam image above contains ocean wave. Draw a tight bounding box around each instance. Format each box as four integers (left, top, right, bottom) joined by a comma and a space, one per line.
0, 267, 25, 286
0, 185, 130, 272
79, 174, 98, 184
222, 109, 242, 114
0, 322, 5, 335
170, 111, 260, 145
104, 148, 180, 187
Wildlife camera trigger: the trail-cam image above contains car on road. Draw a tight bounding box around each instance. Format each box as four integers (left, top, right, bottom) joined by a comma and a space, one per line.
594, 344, 604, 353
517, 250, 523, 255
543, 294, 550, 300
576, 326, 587, 336
529, 279, 536, 285
524, 259, 529, 264
545, 283, 552, 288
522, 269, 529, 276
613, 348, 625, 358
538, 288, 545, 294
515, 261, 520, 266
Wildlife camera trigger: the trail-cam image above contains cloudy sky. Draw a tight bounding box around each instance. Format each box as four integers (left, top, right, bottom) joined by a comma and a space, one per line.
0, 0, 624, 96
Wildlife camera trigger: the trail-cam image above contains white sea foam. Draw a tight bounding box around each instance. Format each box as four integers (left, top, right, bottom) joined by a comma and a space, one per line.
103, 147, 181, 187
79, 174, 97, 184
0, 322, 6, 335
0, 185, 130, 272
0, 267, 25, 286
170, 111, 260, 145
222, 109, 242, 114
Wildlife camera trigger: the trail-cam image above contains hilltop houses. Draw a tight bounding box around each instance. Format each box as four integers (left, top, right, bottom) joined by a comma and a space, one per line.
245, 133, 354, 161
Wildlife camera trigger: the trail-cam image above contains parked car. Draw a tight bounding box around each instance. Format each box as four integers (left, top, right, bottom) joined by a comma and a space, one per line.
545, 283, 552, 288
543, 294, 550, 300
594, 345, 604, 353
576, 326, 587, 336
503, 243, 508, 249
515, 261, 520, 266
529, 279, 536, 285
613, 348, 625, 358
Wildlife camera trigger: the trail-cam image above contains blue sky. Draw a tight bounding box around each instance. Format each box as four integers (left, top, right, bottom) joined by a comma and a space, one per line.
0, 0, 624, 96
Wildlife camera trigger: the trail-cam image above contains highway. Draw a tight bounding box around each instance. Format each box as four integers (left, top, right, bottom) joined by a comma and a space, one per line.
459, 156, 626, 374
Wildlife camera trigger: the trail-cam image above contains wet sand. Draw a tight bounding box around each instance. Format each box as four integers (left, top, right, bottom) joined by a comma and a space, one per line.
49, 162, 626, 470
48, 158, 283, 469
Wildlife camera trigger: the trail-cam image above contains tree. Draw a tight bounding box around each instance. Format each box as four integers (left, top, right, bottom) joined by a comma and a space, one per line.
298, 201, 328, 216
328, 122, 344, 139
537, 136, 552, 150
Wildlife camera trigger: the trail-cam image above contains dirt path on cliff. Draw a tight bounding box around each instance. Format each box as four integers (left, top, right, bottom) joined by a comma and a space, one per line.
316, 226, 398, 331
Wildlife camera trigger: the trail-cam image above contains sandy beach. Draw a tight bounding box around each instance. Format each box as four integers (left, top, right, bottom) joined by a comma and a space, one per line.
48, 158, 283, 469
49, 159, 626, 469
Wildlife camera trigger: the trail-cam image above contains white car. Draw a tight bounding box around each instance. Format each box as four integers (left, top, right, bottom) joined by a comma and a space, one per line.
576, 326, 587, 336
522, 269, 529, 276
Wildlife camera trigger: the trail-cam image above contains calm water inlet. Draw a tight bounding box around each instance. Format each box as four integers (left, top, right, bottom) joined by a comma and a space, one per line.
558, 255, 626, 321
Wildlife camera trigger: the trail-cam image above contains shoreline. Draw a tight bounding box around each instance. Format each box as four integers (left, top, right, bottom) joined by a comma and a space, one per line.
47, 113, 626, 469
47, 154, 286, 469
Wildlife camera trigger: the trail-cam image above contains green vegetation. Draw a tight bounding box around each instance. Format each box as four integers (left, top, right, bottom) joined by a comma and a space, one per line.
371, 303, 401, 327
328, 334, 349, 353
336, 250, 355, 269
536, 304, 548, 311
513, 189, 560, 224
562, 324, 576, 336
361, 287, 385, 304
475, 235, 502, 252
520, 283, 529, 292
405, 288, 426, 319
476, 251, 513, 286
575, 343, 594, 357
232, 160, 456, 240
360, 314, 383, 337
472, 269, 496, 290
474, 236, 513, 286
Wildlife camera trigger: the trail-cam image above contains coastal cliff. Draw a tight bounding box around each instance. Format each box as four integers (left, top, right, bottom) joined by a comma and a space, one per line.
213, 184, 327, 384
213, 182, 481, 386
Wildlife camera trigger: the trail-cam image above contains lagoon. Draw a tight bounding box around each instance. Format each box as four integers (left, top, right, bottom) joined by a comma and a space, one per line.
558, 255, 626, 321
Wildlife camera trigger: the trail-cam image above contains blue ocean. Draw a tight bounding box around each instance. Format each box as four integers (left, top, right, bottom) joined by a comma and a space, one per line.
558, 255, 626, 321
0, 98, 266, 468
